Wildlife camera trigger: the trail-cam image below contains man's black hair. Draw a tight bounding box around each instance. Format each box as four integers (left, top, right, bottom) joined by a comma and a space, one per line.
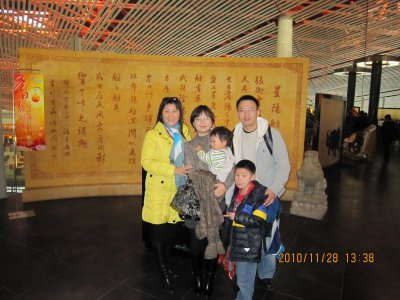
236, 95, 260, 109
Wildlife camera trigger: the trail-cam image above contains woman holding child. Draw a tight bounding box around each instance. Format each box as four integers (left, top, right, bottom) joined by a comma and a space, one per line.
184, 105, 235, 298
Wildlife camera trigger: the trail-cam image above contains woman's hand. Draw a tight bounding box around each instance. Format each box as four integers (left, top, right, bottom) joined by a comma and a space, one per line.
174, 164, 192, 176
214, 182, 226, 197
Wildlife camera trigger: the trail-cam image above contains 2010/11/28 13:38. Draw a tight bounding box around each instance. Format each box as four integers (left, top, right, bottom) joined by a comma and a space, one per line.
278, 252, 375, 264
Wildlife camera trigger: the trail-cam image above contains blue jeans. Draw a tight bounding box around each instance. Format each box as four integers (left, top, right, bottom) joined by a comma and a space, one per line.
235, 261, 257, 300
257, 250, 276, 279
235, 252, 276, 300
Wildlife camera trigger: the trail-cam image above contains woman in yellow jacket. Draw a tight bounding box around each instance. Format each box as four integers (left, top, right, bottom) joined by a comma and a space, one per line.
141, 97, 192, 294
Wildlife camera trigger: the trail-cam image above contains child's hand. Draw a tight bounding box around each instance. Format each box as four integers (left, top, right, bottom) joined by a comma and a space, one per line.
195, 145, 203, 152
223, 212, 235, 220
214, 182, 226, 197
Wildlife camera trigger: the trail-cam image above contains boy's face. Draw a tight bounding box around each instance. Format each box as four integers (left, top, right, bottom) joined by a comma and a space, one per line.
210, 134, 227, 150
234, 167, 256, 191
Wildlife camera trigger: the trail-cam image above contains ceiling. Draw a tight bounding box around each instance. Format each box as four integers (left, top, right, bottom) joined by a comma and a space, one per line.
1, 0, 400, 112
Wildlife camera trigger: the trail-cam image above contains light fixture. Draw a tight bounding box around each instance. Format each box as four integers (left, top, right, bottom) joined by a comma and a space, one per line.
333, 66, 371, 76
354, 55, 400, 68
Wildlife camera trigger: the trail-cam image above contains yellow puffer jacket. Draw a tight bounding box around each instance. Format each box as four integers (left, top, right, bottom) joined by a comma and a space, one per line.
141, 121, 191, 224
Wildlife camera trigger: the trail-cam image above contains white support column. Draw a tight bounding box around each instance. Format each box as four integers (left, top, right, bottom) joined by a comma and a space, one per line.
361, 96, 365, 111
71, 36, 82, 51
276, 15, 293, 57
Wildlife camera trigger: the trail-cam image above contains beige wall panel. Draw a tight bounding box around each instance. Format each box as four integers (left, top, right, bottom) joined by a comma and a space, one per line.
378, 108, 400, 121
19, 49, 308, 202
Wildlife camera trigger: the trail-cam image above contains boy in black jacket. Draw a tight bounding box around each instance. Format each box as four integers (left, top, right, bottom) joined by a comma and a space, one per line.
224, 159, 282, 300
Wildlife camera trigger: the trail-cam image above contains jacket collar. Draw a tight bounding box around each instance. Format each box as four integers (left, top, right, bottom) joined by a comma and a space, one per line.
234, 117, 269, 139
154, 121, 190, 140
233, 117, 269, 161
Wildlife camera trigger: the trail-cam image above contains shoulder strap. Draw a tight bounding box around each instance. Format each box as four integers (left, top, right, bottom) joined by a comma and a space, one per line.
231, 128, 235, 155
263, 126, 273, 156
232, 126, 273, 155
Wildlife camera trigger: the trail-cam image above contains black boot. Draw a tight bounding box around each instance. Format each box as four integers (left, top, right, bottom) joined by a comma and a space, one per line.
190, 253, 203, 296
164, 240, 178, 279
203, 258, 218, 298
155, 245, 174, 294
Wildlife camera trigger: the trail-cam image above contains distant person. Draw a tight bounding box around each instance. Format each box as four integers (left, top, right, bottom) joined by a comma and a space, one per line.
344, 108, 358, 138
353, 111, 369, 132
381, 114, 399, 161
305, 108, 316, 149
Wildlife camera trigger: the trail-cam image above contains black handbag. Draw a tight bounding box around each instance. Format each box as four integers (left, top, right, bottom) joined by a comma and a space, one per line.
171, 178, 200, 220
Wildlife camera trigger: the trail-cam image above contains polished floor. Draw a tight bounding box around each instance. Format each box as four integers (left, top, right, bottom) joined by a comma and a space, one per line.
0, 147, 399, 300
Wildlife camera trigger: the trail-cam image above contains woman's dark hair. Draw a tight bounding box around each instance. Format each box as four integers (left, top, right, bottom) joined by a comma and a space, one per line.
190, 105, 215, 127
236, 94, 260, 109
235, 159, 256, 174
210, 126, 232, 148
156, 97, 184, 136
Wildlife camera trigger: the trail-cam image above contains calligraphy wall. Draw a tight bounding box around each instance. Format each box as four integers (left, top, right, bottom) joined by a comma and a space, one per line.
19, 48, 308, 202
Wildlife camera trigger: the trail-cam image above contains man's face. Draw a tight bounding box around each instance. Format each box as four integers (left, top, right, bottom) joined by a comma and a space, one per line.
237, 100, 260, 130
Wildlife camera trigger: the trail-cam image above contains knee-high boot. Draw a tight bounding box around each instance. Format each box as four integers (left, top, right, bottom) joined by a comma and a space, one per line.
155, 245, 174, 294
203, 258, 218, 298
190, 253, 203, 296
165, 239, 178, 278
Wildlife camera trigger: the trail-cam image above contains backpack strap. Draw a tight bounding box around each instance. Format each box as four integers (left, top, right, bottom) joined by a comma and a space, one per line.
231, 128, 235, 155
263, 126, 273, 156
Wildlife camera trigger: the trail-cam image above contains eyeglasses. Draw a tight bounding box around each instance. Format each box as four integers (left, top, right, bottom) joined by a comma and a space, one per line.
194, 116, 212, 122
238, 107, 257, 113
164, 97, 179, 102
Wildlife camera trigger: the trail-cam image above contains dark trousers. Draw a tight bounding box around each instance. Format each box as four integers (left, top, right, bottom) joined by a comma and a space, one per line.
383, 140, 392, 161
149, 223, 177, 247
188, 227, 207, 255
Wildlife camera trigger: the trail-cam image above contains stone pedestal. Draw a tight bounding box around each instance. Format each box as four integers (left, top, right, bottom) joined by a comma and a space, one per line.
290, 150, 328, 220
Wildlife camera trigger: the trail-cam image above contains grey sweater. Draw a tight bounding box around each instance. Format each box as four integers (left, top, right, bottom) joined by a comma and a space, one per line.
184, 134, 234, 229
232, 117, 290, 198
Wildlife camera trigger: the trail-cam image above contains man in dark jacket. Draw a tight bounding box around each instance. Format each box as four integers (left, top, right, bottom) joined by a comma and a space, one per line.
381, 114, 399, 161
225, 160, 282, 300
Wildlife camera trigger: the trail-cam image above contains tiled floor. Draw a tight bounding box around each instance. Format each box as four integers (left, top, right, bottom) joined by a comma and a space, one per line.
0, 147, 399, 300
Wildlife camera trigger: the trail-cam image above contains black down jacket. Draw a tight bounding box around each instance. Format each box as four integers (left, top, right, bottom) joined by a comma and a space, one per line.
227, 181, 270, 263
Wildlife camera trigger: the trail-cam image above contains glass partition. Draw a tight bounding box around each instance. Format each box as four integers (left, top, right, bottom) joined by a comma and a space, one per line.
2, 110, 25, 194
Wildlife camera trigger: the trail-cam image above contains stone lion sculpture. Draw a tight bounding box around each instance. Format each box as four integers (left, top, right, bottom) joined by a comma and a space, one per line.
290, 150, 328, 220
